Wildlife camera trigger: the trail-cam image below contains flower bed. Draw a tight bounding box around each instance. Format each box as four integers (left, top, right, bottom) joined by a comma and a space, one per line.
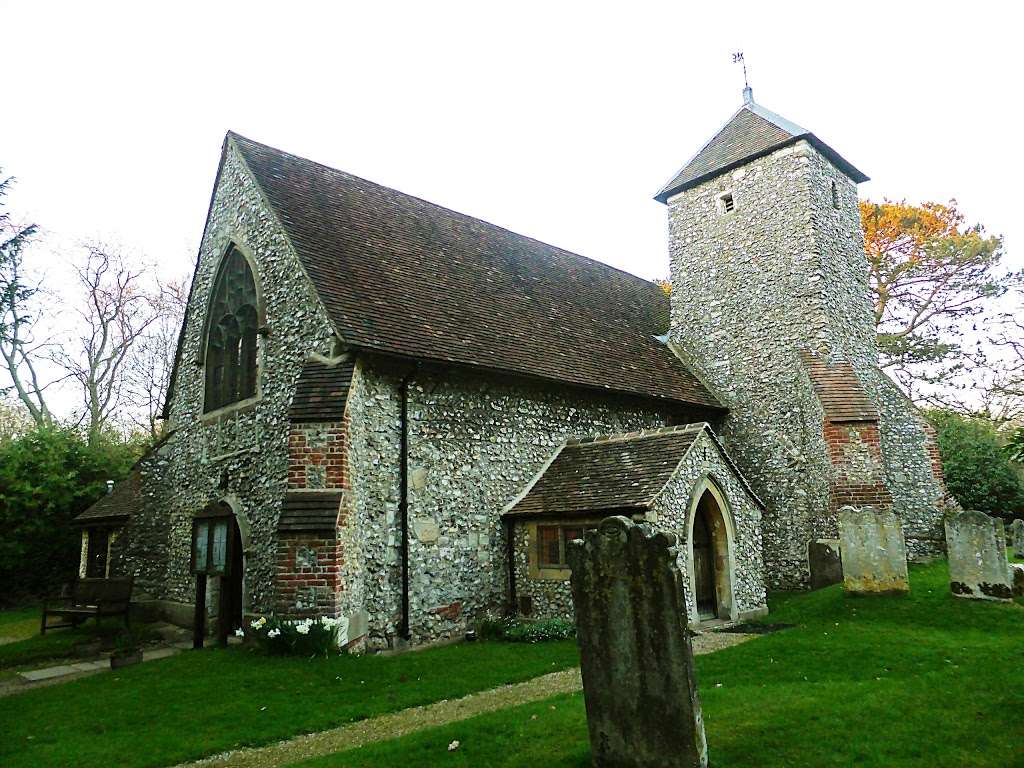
240, 616, 342, 657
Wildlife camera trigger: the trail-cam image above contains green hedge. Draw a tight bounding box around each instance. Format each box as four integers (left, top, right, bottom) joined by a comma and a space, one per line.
0, 426, 143, 603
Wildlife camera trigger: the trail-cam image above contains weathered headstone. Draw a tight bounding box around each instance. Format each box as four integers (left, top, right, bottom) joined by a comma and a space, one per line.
1011, 518, 1024, 560
567, 516, 707, 768
1011, 564, 1024, 598
838, 506, 910, 594
944, 510, 1013, 601
808, 539, 843, 590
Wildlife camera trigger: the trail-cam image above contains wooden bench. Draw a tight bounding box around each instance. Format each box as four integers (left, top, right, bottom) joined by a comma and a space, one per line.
41, 577, 134, 634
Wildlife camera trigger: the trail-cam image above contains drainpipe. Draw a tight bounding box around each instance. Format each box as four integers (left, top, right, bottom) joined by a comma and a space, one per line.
398, 368, 416, 641
505, 518, 517, 616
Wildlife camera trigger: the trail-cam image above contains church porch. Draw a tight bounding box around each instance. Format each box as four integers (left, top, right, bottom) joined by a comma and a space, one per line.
503, 424, 769, 627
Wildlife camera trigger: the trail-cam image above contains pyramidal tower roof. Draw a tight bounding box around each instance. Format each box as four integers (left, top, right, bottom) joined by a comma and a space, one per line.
655, 88, 868, 203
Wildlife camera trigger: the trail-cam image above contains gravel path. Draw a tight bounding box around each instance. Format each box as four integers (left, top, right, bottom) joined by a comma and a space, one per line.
177, 632, 751, 768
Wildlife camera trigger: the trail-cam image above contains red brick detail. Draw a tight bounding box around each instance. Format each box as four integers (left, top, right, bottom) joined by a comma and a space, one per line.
287, 416, 349, 491
274, 533, 343, 618
431, 601, 463, 621
824, 421, 894, 511
922, 421, 946, 492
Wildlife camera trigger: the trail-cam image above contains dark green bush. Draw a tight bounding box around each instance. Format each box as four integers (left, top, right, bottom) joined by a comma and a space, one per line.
927, 410, 1024, 519
0, 426, 144, 603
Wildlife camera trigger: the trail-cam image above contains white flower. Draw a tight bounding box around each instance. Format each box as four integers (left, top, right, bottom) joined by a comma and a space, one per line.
267, 628, 281, 639
234, 628, 245, 638
296, 623, 311, 635
447, 740, 460, 752
250, 617, 267, 630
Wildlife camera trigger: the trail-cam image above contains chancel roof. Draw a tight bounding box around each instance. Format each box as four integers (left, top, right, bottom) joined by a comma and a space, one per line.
230, 133, 721, 410
655, 91, 868, 202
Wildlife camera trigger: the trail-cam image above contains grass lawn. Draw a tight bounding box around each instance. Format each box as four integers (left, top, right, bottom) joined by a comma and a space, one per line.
300, 560, 1024, 768
0, 608, 150, 674
0, 636, 579, 768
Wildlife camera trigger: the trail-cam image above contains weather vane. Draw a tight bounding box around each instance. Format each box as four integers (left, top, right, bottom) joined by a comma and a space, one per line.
733, 51, 753, 103
732, 51, 749, 88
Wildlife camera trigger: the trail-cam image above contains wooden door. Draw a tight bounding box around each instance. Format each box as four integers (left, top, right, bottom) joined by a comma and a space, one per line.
223, 520, 244, 631
692, 510, 717, 619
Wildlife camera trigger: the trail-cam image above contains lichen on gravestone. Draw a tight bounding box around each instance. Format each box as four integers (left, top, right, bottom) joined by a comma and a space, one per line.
944, 510, 1013, 601
567, 516, 708, 768
838, 506, 910, 594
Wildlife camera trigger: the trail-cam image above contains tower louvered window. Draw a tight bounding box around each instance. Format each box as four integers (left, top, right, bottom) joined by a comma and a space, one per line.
204, 247, 259, 412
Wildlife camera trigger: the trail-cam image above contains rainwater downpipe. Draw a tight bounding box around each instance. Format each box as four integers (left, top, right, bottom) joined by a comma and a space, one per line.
398, 367, 416, 641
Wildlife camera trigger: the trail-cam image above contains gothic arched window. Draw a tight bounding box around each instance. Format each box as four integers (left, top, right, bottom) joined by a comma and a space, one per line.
204, 247, 259, 412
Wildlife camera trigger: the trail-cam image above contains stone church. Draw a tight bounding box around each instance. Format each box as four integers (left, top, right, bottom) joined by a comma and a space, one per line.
76, 88, 945, 649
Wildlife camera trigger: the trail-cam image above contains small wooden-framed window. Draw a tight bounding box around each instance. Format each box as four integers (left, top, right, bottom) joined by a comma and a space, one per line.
537, 525, 593, 568
831, 180, 840, 209
717, 191, 735, 215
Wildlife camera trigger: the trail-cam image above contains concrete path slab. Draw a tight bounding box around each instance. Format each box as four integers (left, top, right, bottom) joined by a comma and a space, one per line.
14, 642, 182, 687
19, 664, 80, 682
144, 648, 180, 662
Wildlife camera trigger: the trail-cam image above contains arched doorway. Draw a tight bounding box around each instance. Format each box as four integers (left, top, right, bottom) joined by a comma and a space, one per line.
687, 479, 736, 623
692, 501, 718, 619
198, 500, 247, 636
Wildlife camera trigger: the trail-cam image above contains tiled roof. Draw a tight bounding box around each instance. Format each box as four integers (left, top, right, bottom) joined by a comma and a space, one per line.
278, 492, 342, 533
230, 133, 721, 410
655, 95, 868, 202
75, 472, 141, 525
506, 427, 699, 517
801, 351, 878, 422
289, 358, 355, 423
506, 423, 764, 517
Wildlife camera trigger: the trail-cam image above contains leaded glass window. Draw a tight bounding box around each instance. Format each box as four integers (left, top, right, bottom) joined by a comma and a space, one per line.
204, 247, 259, 411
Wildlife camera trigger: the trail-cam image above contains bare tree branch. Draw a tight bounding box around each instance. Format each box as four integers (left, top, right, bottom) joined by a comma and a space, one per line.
49, 242, 160, 443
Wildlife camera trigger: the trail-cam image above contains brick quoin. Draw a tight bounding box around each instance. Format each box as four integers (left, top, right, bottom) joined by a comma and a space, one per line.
273, 534, 343, 618
824, 421, 893, 512
922, 422, 947, 492
287, 416, 349, 490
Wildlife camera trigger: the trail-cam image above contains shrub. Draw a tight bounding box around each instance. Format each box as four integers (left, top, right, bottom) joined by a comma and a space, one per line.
0, 425, 145, 602
927, 410, 1024, 519
241, 616, 340, 657
475, 617, 575, 643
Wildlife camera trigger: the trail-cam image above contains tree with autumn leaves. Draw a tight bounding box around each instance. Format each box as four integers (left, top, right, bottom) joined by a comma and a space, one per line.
861, 199, 1022, 418
657, 198, 1022, 421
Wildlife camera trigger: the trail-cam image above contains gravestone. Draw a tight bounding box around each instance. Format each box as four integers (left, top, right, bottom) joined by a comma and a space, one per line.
808, 539, 843, 590
1011, 519, 1024, 560
1011, 564, 1024, 598
838, 506, 910, 594
944, 510, 1012, 601
567, 516, 707, 768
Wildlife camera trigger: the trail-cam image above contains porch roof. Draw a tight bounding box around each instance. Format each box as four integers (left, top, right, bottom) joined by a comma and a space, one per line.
74, 472, 141, 527
504, 423, 762, 518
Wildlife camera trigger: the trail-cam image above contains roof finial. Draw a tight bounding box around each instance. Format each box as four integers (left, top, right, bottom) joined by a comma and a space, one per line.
732, 51, 753, 104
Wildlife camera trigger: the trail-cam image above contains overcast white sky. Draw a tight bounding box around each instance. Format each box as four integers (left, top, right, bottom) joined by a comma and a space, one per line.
1, 1, 1021, 420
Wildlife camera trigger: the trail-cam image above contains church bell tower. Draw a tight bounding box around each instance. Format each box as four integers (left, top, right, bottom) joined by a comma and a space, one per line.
657, 88, 945, 588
